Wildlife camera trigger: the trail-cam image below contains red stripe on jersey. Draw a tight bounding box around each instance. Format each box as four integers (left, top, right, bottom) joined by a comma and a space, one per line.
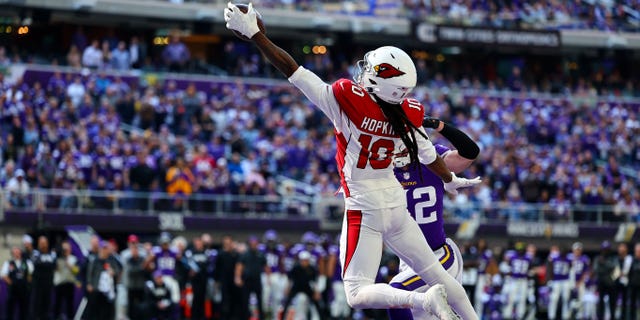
334, 129, 350, 197
343, 209, 363, 278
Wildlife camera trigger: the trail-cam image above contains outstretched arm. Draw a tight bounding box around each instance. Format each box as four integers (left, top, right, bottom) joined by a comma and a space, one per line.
252, 33, 299, 78
224, 3, 339, 118
223, 3, 298, 77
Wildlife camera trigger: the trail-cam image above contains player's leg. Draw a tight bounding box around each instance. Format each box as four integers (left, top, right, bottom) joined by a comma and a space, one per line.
339, 209, 442, 313
474, 274, 486, 317
445, 238, 464, 282
262, 273, 272, 316
502, 278, 514, 319
382, 207, 477, 319
548, 281, 559, 320
388, 239, 465, 320
561, 281, 572, 320
575, 282, 585, 319
274, 273, 287, 316
516, 279, 528, 319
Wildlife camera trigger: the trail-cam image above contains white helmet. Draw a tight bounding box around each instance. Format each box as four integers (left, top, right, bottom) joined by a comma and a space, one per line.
392, 143, 411, 168
354, 46, 417, 104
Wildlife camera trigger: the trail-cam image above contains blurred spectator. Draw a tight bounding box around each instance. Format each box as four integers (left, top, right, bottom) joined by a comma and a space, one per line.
166, 157, 195, 209
594, 241, 617, 320
71, 27, 88, 52
82, 40, 103, 69
281, 250, 323, 319
145, 270, 175, 320
122, 235, 147, 320
2, 134, 19, 163
613, 190, 640, 222
101, 40, 112, 69
235, 236, 267, 320
0, 46, 10, 67
630, 243, 640, 320
53, 240, 79, 320
129, 150, 156, 210
614, 242, 632, 319
111, 40, 131, 70
162, 34, 190, 72
22, 234, 35, 260
129, 36, 143, 69
86, 240, 118, 320
1, 246, 33, 320
66, 76, 85, 107
6, 168, 30, 208
67, 45, 82, 69
31, 236, 56, 320
185, 236, 212, 320
215, 235, 241, 319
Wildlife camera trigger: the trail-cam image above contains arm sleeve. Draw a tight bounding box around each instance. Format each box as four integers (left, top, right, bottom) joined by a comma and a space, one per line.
438, 123, 480, 159
288, 66, 341, 121
415, 127, 437, 165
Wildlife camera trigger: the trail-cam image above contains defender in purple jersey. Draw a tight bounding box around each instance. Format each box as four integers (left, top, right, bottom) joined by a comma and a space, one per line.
258, 230, 288, 319
388, 117, 480, 320
502, 243, 531, 320
568, 242, 590, 319
546, 247, 573, 320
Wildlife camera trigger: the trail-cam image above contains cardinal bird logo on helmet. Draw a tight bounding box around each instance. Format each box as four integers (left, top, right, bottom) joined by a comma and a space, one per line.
373, 63, 406, 79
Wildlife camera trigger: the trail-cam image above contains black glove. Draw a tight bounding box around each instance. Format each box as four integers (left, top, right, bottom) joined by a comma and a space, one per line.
423, 116, 441, 129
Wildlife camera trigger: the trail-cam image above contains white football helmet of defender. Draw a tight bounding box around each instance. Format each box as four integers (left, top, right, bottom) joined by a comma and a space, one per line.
392, 143, 411, 168
354, 46, 417, 104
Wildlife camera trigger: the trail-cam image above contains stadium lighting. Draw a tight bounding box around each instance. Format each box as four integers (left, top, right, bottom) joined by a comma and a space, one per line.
18, 26, 29, 35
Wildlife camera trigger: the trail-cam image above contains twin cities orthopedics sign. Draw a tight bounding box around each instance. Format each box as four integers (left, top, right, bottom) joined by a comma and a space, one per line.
415, 23, 561, 48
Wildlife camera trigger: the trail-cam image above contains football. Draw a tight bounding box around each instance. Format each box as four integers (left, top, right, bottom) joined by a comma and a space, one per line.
231, 4, 267, 41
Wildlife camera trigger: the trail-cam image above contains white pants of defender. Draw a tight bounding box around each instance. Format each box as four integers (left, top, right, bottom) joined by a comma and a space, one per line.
548, 279, 572, 320
389, 238, 464, 320
262, 272, 287, 315
503, 277, 528, 319
339, 205, 474, 318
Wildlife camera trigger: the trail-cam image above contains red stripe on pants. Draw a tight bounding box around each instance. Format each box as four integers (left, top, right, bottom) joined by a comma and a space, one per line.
343, 209, 363, 278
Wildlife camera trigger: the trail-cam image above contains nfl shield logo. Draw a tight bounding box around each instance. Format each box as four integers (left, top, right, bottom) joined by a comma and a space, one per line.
403, 172, 410, 180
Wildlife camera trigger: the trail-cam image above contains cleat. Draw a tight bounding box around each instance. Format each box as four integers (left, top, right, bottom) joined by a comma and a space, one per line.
423, 284, 459, 320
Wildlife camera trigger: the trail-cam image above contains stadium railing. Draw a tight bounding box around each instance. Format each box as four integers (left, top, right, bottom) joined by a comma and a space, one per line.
3, 188, 635, 226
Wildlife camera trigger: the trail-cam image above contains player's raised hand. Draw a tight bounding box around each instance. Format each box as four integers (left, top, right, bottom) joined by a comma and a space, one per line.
443, 172, 481, 195
223, 2, 260, 39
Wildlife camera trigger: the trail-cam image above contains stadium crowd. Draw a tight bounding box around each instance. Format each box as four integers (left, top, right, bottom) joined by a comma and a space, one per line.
156, 0, 640, 31
0, 55, 639, 221
2, 231, 640, 320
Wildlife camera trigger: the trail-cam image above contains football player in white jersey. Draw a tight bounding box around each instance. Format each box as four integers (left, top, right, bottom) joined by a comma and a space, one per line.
224, 4, 480, 319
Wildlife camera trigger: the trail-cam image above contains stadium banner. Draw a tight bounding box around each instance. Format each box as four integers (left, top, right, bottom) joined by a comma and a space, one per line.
415, 23, 561, 48
506, 222, 578, 238
2, 210, 320, 233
